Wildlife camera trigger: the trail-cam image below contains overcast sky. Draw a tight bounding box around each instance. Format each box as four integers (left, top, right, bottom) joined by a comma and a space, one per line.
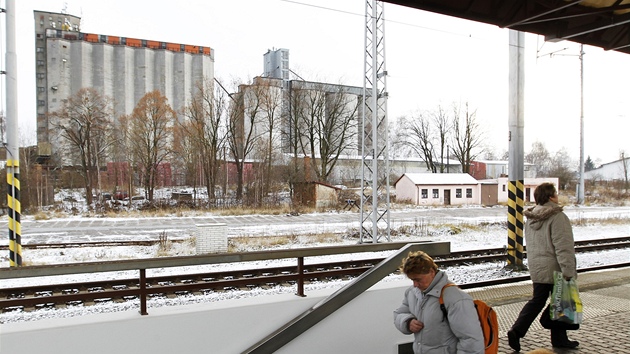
7, 0, 630, 164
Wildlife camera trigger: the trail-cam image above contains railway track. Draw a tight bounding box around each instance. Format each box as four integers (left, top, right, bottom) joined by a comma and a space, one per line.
2, 235, 629, 250
1, 237, 628, 313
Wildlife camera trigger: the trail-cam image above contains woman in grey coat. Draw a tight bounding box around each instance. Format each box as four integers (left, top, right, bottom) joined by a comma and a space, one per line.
394, 251, 484, 354
507, 182, 579, 351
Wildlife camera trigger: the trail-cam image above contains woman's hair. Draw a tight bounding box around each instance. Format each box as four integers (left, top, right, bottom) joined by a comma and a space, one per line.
534, 182, 557, 205
399, 251, 438, 275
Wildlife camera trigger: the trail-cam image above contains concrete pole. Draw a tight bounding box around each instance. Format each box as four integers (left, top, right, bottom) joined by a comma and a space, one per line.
5, 0, 22, 266
507, 30, 525, 269
577, 44, 584, 205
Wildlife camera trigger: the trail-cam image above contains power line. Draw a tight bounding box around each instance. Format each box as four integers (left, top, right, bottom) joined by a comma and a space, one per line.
280, 0, 486, 39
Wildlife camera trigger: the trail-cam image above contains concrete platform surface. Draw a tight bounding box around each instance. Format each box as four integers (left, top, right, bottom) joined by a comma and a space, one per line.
468, 267, 630, 353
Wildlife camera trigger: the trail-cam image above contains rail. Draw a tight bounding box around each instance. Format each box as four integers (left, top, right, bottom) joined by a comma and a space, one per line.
0, 241, 450, 316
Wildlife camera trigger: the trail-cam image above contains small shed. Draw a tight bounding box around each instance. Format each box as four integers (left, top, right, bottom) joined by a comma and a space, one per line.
293, 181, 341, 209
395, 173, 480, 206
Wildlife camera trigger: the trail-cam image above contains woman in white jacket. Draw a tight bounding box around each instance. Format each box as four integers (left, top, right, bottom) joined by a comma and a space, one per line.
394, 251, 484, 354
507, 182, 579, 351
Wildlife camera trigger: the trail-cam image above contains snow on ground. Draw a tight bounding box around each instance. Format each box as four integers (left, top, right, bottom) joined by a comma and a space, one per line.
1, 211, 628, 324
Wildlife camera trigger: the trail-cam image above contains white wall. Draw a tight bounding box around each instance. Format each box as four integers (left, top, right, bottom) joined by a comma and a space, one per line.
585, 158, 630, 181
399, 183, 480, 206
395, 175, 418, 204
496, 177, 559, 203
0, 279, 415, 354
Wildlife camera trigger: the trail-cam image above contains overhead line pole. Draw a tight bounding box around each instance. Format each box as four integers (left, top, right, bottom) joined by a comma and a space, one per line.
5, 0, 21, 266
360, 0, 390, 243
507, 30, 525, 270
577, 44, 585, 205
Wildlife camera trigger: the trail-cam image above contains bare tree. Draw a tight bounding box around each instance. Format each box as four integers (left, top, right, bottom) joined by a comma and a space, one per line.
388, 115, 410, 159
293, 83, 360, 183
398, 113, 437, 172
285, 85, 308, 198
548, 147, 575, 190
395, 105, 451, 173
256, 78, 284, 199
115, 114, 136, 201
226, 80, 264, 202
172, 118, 200, 189
49, 88, 114, 205
450, 102, 484, 175
525, 141, 552, 176
431, 105, 452, 172
179, 78, 228, 203
126, 90, 176, 201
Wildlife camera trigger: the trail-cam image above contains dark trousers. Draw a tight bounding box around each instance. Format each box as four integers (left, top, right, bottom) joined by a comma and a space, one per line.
511, 283, 579, 338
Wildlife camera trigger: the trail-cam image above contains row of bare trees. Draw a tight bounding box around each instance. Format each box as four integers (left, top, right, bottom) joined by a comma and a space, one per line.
47, 76, 362, 207
391, 102, 485, 174
390, 102, 590, 191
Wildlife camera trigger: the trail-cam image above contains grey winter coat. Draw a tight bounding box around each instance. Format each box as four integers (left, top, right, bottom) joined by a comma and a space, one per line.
393, 271, 484, 354
524, 201, 577, 283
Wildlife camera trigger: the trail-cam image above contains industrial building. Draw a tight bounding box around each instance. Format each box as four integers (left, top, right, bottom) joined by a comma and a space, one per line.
34, 10, 214, 164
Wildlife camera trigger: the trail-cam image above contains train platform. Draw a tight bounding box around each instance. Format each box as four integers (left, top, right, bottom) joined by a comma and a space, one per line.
468, 266, 630, 353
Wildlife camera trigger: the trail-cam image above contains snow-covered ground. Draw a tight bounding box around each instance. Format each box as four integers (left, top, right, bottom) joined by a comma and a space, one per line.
1, 209, 628, 324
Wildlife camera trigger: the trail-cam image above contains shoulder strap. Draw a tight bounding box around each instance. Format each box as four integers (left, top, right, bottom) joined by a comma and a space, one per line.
439, 283, 458, 321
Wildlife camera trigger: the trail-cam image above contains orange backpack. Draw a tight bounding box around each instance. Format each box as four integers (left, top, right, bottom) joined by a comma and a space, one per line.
439, 283, 499, 354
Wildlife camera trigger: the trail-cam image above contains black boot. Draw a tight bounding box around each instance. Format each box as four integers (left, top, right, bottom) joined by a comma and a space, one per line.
551, 329, 579, 348
507, 329, 521, 352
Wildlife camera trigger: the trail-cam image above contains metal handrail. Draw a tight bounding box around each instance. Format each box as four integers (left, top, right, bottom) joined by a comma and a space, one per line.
242, 242, 450, 354
0, 241, 437, 280
0, 241, 448, 317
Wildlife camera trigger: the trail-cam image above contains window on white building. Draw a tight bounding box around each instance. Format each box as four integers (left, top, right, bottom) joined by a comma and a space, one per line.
466, 188, 473, 198
456, 189, 462, 198
421, 189, 428, 199
432, 189, 439, 198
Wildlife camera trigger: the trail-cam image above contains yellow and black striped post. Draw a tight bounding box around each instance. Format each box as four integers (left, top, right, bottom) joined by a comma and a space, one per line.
507, 179, 525, 269
7, 159, 22, 266
6, 0, 22, 266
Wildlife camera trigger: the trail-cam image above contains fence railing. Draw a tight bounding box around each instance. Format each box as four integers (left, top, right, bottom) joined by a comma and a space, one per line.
0, 241, 450, 316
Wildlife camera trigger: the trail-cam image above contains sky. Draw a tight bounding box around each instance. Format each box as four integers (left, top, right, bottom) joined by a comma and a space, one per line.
5, 0, 630, 164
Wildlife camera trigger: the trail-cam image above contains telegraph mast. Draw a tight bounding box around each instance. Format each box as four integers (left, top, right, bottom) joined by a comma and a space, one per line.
4, 0, 22, 266
360, 0, 390, 243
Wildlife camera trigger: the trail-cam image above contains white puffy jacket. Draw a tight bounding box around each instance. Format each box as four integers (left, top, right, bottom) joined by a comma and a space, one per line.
524, 201, 577, 283
393, 271, 484, 354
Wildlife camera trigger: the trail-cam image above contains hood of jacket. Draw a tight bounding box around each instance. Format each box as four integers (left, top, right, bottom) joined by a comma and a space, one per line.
524, 201, 563, 230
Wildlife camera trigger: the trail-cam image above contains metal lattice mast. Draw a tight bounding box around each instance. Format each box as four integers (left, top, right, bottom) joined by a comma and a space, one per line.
360, 0, 390, 243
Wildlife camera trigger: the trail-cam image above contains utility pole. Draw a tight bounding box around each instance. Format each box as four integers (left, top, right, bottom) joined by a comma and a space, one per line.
537, 44, 586, 204
360, 0, 390, 243
506, 30, 526, 270
577, 44, 585, 204
5, 0, 21, 266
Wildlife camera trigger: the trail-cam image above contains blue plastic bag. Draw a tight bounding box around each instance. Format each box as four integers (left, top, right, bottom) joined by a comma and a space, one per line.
550, 271, 583, 324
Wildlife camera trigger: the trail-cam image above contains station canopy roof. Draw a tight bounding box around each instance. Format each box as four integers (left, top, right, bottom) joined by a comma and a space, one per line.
382, 0, 630, 55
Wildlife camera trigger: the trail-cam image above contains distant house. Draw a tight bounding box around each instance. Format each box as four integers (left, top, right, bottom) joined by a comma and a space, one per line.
470, 160, 537, 179
293, 182, 341, 209
584, 157, 630, 182
394, 173, 480, 206
481, 177, 560, 204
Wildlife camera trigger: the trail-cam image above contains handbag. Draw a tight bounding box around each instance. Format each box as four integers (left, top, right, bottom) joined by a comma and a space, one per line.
549, 271, 583, 324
